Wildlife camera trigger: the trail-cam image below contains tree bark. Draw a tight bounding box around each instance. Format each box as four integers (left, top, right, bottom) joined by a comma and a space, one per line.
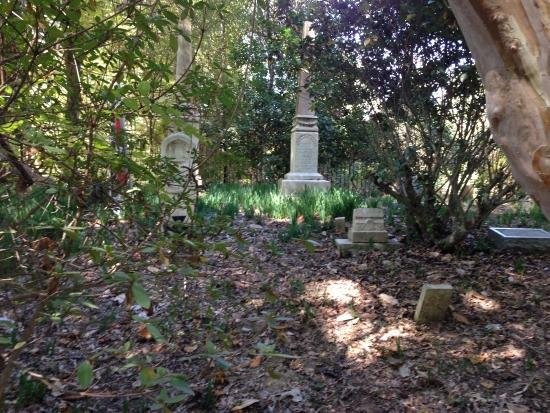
448, 0, 550, 219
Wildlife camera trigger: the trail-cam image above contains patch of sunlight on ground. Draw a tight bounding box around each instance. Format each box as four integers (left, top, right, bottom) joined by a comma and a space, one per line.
305, 278, 419, 361
379, 323, 414, 342
463, 290, 501, 312
495, 344, 525, 360
305, 279, 364, 306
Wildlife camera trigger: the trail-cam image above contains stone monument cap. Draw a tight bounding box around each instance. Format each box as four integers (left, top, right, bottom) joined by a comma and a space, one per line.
353, 208, 384, 219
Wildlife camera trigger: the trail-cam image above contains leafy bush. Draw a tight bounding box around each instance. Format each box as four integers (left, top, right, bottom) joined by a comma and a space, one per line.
311, 0, 519, 249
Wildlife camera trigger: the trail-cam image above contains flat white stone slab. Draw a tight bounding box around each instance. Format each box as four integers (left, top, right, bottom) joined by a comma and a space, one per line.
488, 227, 550, 251
353, 208, 384, 219
414, 284, 453, 324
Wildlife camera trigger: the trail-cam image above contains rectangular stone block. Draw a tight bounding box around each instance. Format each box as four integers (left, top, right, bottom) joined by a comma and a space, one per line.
353, 208, 384, 219
335, 238, 402, 257
279, 179, 330, 195
414, 284, 453, 323
347, 230, 388, 243
334, 217, 346, 233
352, 219, 385, 232
488, 227, 550, 251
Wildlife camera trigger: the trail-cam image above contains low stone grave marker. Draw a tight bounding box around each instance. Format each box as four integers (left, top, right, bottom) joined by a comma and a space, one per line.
348, 208, 388, 243
335, 208, 400, 257
488, 227, 550, 251
414, 284, 453, 323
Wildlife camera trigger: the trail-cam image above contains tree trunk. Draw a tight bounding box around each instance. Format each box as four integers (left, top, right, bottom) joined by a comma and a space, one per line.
448, 0, 550, 219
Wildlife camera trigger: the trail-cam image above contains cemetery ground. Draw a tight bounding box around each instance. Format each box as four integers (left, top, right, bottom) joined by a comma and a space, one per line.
2, 192, 548, 413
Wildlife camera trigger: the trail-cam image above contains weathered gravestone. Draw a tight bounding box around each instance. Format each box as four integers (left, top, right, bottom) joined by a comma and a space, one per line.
335, 208, 400, 257
160, 17, 202, 224
161, 132, 200, 222
488, 227, 550, 251
279, 21, 330, 195
348, 208, 388, 243
414, 284, 454, 323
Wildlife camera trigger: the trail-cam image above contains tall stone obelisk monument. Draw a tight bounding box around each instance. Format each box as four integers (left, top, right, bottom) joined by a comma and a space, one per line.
161, 18, 201, 223
279, 21, 330, 195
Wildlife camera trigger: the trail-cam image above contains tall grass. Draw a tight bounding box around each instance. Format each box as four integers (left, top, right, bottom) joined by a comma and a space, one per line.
197, 183, 367, 223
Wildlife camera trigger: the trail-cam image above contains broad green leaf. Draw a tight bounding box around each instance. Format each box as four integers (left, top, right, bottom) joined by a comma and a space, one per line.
145, 323, 164, 342
132, 282, 151, 309
13, 341, 26, 350
112, 271, 130, 282
137, 81, 151, 96
140, 367, 157, 387
170, 376, 194, 395
77, 360, 93, 389
122, 97, 140, 110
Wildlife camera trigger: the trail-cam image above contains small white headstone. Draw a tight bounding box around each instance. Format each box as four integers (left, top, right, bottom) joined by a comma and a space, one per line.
334, 217, 346, 233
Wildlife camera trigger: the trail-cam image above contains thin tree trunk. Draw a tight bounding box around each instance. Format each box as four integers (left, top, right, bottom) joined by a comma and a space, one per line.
448, 0, 550, 218
64, 38, 81, 124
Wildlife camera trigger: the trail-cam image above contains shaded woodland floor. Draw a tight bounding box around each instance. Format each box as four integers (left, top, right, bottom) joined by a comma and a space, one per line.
3, 214, 549, 412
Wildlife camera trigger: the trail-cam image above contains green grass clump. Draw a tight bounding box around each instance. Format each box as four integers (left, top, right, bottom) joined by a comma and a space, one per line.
197, 183, 364, 224
489, 202, 549, 230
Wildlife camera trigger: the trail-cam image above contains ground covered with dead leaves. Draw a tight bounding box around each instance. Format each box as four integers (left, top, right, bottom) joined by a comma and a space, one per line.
3, 214, 549, 412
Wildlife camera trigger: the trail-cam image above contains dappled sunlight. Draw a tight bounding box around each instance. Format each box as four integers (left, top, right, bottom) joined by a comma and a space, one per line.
495, 344, 526, 361
378, 321, 415, 342
305, 279, 364, 306
304, 277, 423, 361
462, 290, 501, 312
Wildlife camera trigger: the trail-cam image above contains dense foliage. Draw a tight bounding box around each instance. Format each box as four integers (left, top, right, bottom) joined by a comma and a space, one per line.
309, 0, 519, 248
0, 0, 234, 407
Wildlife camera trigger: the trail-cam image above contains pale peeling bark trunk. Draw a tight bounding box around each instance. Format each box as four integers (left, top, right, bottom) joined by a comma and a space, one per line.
448, 0, 550, 219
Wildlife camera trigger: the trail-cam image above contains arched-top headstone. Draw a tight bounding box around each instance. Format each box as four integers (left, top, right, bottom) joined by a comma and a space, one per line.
161, 132, 198, 173
161, 132, 201, 223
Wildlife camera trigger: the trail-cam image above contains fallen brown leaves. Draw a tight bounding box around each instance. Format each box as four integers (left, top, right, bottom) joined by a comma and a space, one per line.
2, 215, 548, 412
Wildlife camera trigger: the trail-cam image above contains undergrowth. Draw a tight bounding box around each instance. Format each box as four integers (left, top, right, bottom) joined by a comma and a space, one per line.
197, 183, 365, 224
489, 203, 549, 230
196, 184, 401, 236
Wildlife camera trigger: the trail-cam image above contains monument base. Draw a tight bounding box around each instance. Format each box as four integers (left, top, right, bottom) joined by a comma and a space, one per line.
335, 238, 403, 258
279, 179, 330, 195
348, 229, 388, 243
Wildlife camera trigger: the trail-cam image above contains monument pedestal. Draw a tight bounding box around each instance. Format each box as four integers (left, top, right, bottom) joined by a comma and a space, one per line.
279, 22, 330, 195
279, 178, 331, 195
279, 114, 330, 195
